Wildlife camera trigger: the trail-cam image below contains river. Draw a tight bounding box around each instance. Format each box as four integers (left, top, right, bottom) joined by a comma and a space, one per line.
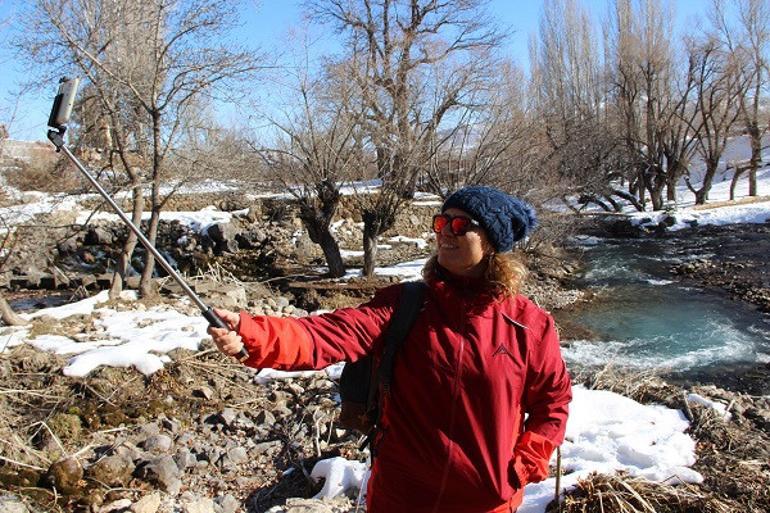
557, 233, 770, 394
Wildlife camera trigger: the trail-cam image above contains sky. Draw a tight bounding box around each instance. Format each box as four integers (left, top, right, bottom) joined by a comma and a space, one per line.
0, 0, 710, 141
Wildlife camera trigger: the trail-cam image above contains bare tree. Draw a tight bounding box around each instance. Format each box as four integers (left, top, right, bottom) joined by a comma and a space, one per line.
16, 0, 260, 298
685, 36, 746, 204
255, 64, 363, 278
309, 0, 503, 276
607, 0, 694, 211
423, 63, 534, 196
712, 0, 770, 197
531, 0, 621, 210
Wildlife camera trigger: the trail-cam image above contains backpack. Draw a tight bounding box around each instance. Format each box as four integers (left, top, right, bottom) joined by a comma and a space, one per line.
338, 281, 427, 437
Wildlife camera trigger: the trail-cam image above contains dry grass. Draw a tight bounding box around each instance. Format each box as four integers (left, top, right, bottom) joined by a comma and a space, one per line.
549, 473, 732, 513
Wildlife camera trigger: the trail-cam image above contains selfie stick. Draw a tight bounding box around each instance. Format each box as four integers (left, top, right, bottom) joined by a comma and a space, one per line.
46, 77, 249, 362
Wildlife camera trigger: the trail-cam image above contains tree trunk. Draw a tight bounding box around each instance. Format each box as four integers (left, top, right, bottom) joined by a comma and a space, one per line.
729, 168, 745, 201
362, 225, 378, 278
666, 173, 677, 203
139, 112, 162, 298
299, 206, 345, 279
695, 162, 718, 205
139, 208, 160, 298
319, 231, 345, 278
748, 125, 761, 197
0, 292, 27, 326
110, 182, 143, 299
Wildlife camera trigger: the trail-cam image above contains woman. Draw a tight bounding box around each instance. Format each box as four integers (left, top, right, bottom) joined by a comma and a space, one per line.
209, 186, 572, 513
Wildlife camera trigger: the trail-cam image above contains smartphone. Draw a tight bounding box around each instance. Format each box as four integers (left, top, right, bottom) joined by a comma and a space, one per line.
47, 77, 80, 130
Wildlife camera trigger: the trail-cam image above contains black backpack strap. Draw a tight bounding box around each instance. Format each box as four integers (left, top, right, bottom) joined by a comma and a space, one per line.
377, 281, 427, 395
361, 281, 427, 452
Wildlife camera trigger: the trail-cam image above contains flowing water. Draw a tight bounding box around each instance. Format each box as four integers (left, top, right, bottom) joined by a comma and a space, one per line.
559, 236, 770, 381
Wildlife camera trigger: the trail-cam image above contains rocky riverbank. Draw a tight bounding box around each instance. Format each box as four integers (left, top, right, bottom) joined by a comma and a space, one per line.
669, 223, 770, 312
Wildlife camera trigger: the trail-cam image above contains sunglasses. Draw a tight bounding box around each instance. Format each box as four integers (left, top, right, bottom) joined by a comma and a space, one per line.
432, 214, 481, 236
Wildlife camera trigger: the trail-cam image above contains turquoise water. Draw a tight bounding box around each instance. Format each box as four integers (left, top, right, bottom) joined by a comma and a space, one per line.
560, 237, 770, 372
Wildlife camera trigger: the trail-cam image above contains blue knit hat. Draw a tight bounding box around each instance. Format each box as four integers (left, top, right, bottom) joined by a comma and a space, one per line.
441, 186, 537, 252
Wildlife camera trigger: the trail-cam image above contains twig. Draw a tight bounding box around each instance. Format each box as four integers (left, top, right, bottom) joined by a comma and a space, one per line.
0, 455, 46, 472
177, 348, 218, 362
0, 388, 62, 399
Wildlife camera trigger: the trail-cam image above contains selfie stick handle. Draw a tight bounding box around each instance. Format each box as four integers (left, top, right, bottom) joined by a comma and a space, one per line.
47, 127, 249, 363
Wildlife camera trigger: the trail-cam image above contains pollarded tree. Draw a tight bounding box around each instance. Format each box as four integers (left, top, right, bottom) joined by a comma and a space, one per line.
254, 63, 364, 278
308, 0, 503, 277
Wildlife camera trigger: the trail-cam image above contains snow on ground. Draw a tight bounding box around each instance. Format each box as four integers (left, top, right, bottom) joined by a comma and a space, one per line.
340, 257, 428, 282
75, 206, 249, 234
1, 288, 704, 513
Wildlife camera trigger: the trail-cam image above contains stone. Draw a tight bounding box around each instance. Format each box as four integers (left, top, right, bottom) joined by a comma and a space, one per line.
161, 417, 180, 434
174, 447, 198, 470
86, 455, 135, 487
222, 446, 248, 467
139, 423, 161, 437
130, 493, 161, 513
252, 440, 282, 456
99, 499, 132, 513
0, 495, 29, 513
255, 410, 276, 426
115, 442, 143, 463
46, 457, 83, 494
192, 386, 215, 400
181, 496, 215, 513
214, 494, 239, 513
142, 434, 173, 453
220, 408, 237, 426
138, 456, 181, 495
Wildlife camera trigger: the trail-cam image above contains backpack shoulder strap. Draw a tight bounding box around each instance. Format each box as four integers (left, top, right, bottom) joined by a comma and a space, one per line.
376, 280, 427, 394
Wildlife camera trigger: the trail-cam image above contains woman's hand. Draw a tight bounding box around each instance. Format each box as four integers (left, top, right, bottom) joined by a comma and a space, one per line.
207, 308, 244, 358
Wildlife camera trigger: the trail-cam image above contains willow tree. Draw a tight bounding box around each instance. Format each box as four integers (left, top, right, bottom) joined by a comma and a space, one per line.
308, 0, 503, 277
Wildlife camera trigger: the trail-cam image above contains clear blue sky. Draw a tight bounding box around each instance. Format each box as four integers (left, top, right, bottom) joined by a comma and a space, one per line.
0, 0, 708, 141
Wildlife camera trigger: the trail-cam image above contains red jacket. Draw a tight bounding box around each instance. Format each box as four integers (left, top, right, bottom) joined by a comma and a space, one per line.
237, 275, 572, 513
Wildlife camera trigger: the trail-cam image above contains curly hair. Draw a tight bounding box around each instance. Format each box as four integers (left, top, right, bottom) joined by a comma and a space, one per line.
421, 251, 528, 298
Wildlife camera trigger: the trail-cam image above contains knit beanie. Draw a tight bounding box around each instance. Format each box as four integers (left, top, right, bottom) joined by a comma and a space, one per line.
441, 186, 537, 252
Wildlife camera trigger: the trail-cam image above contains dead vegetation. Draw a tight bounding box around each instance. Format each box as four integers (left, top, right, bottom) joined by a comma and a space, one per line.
564, 366, 770, 513
548, 473, 733, 513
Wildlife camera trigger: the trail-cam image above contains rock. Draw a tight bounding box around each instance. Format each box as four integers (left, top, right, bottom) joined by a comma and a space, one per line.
161, 417, 180, 434
85, 226, 115, 245
86, 455, 135, 487
220, 408, 238, 426
174, 447, 198, 470
265, 497, 354, 513
115, 442, 143, 463
255, 410, 276, 426
139, 423, 161, 437
130, 493, 161, 513
192, 386, 215, 400
180, 494, 215, 513
214, 494, 239, 513
46, 457, 84, 494
0, 495, 29, 513
142, 434, 173, 453
137, 456, 181, 495
221, 446, 248, 467
99, 498, 132, 513
252, 440, 282, 456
